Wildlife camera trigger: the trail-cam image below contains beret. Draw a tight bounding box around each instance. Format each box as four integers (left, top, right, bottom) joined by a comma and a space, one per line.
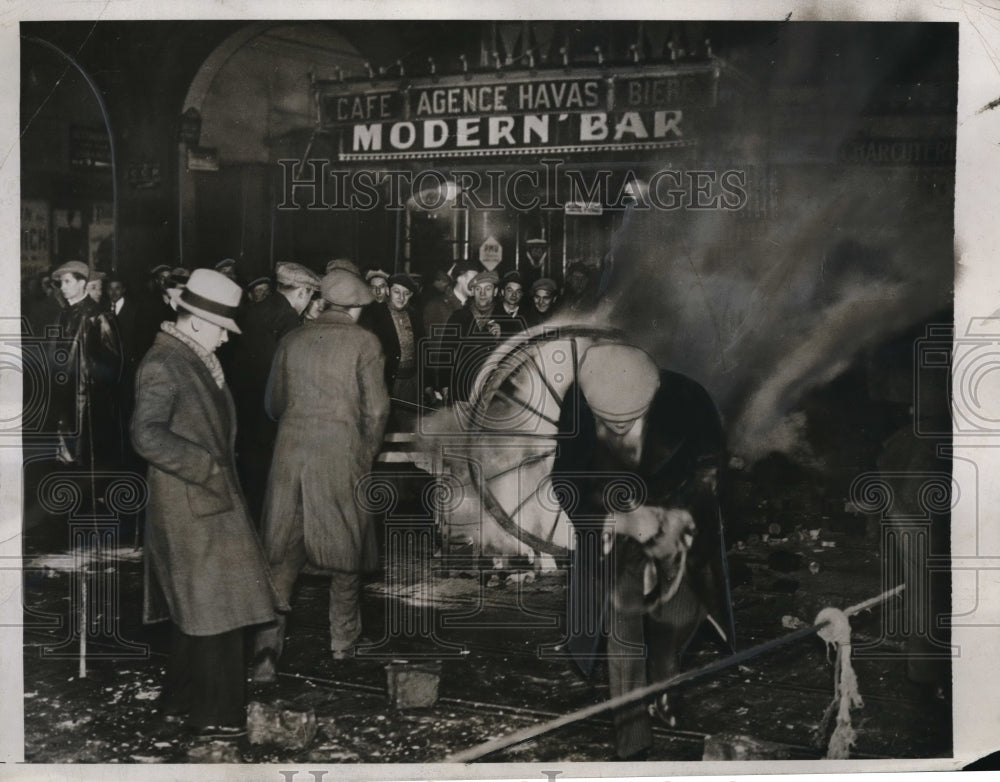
388, 273, 419, 293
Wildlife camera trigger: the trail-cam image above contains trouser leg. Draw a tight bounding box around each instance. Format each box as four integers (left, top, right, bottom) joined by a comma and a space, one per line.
253, 530, 307, 667
185, 627, 246, 729
328, 570, 362, 651
161, 624, 195, 717
608, 539, 652, 759
607, 608, 651, 759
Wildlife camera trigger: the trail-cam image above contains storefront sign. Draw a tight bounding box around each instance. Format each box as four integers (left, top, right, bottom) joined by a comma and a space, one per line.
838, 137, 956, 166
69, 126, 111, 171
479, 236, 503, 270
21, 199, 50, 272
524, 238, 548, 268
316, 64, 717, 161
565, 201, 603, 216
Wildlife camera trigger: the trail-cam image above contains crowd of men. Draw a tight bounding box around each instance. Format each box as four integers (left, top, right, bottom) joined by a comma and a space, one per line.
20, 255, 616, 743
21, 256, 597, 473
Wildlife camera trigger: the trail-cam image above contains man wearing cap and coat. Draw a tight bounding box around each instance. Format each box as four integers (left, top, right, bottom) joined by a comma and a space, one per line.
421, 263, 478, 337
228, 261, 320, 525
552, 343, 733, 760
523, 278, 559, 329
435, 269, 507, 404
131, 269, 285, 737
51, 260, 123, 469
360, 272, 426, 406
253, 268, 390, 678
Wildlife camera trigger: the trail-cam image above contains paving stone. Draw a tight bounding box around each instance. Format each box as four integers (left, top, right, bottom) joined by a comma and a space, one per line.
702, 732, 792, 760
247, 700, 318, 750
186, 740, 241, 763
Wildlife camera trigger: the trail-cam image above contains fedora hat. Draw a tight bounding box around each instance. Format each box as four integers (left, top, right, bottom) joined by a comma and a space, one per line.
170, 268, 244, 333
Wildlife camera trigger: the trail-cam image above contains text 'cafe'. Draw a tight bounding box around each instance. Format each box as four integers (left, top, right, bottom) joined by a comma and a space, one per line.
312, 61, 720, 278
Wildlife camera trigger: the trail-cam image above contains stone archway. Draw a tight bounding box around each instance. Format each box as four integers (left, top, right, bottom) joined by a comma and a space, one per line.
177, 23, 364, 277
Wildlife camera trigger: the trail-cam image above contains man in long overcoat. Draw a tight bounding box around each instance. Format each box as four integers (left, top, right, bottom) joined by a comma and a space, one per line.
132, 268, 285, 738
51, 260, 123, 470
253, 268, 390, 680
552, 343, 734, 760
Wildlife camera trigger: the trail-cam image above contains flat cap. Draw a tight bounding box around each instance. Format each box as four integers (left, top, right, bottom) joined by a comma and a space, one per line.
501, 270, 522, 287
326, 258, 361, 276
388, 273, 419, 293
530, 277, 558, 294
322, 269, 374, 307
215, 258, 237, 271
52, 261, 90, 280
246, 276, 271, 289
275, 261, 321, 292
470, 270, 500, 287
365, 268, 390, 283
150, 264, 172, 276
578, 344, 660, 423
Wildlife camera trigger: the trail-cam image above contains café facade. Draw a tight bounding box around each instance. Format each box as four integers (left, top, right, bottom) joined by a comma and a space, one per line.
20, 20, 955, 289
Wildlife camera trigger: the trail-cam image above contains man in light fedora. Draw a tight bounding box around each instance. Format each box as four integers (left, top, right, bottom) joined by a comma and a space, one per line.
253, 268, 389, 679
131, 268, 286, 739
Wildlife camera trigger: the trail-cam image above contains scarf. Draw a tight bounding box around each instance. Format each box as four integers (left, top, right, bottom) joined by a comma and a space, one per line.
161, 321, 226, 389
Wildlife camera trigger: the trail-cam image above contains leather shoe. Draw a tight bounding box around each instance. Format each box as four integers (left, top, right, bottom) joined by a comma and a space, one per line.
191, 724, 247, 740
251, 649, 278, 683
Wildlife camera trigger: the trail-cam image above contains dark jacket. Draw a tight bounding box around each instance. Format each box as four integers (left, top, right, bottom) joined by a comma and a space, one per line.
553, 369, 733, 670
360, 301, 426, 390
436, 302, 512, 402
112, 296, 143, 374
228, 292, 301, 448
55, 295, 123, 467
422, 288, 466, 337
132, 329, 285, 635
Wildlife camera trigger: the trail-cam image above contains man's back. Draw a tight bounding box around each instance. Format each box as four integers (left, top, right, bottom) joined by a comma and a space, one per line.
266, 309, 387, 433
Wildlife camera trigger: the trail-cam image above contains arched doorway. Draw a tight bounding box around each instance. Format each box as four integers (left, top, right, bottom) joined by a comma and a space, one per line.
178, 24, 365, 279
21, 37, 117, 283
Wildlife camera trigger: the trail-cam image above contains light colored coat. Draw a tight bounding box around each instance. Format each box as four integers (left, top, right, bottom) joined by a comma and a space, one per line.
132, 330, 285, 635
262, 309, 390, 572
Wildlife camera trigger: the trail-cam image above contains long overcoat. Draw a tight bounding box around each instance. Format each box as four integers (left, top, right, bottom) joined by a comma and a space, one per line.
262, 309, 390, 572
132, 329, 286, 636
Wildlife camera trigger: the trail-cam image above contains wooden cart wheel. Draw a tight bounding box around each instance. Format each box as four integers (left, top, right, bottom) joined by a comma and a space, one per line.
458, 325, 630, 560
